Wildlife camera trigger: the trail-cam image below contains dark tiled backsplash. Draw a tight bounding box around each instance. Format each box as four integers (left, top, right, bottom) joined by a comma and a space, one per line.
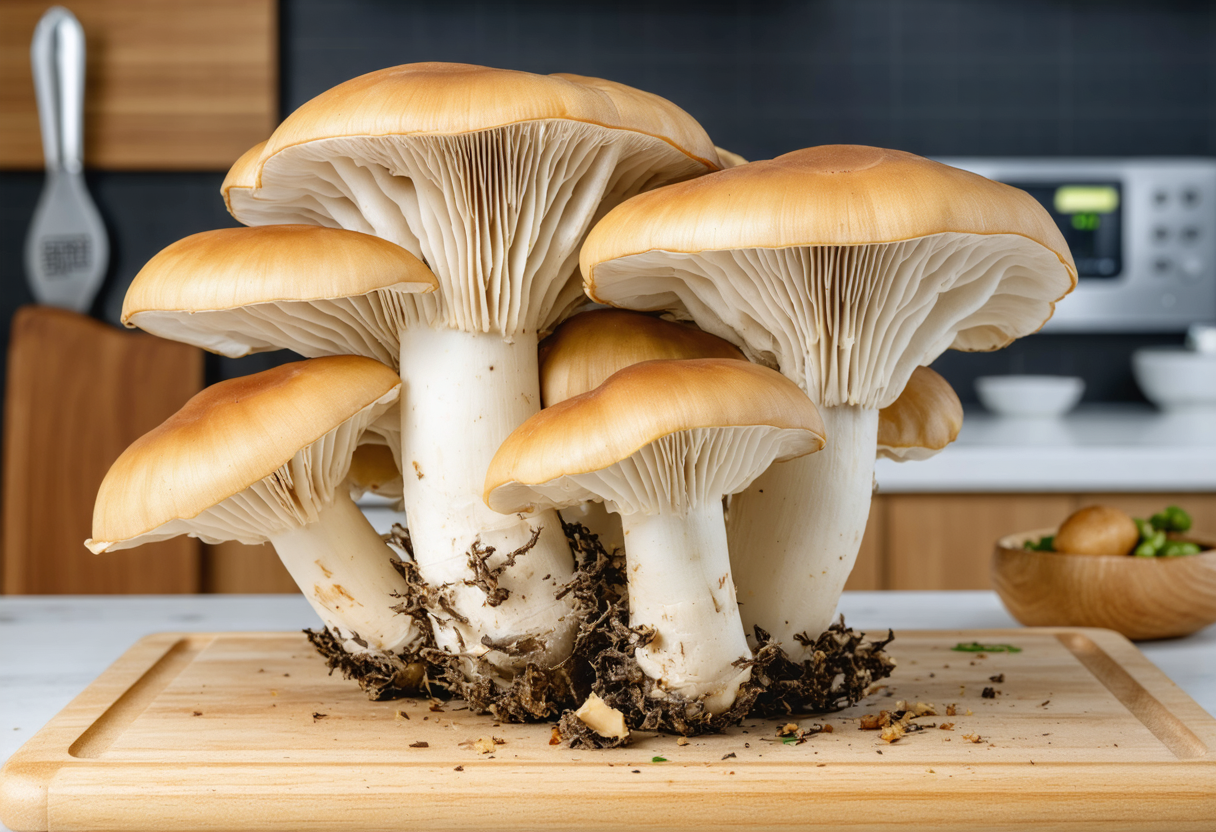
3, 0, 1213, 404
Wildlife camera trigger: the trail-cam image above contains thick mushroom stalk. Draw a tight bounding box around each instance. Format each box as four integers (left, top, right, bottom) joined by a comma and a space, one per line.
736, 368, 963, 646
485, 359, 825, 714
583, 145, 1077, 658
86, 357, 427, 687
398, 326, 575, 664
619, 501, 746, 711
220, 64, 723, 682
729, 406, 878, 646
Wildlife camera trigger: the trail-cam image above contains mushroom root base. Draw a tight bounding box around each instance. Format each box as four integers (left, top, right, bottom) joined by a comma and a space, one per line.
300, 517, 897, 739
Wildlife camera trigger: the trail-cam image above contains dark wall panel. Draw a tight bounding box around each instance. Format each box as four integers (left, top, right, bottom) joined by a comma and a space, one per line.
2, 0, 1214, 405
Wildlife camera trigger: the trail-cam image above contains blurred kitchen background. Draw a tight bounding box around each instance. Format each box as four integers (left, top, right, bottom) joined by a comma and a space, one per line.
1, 0, 1214, 595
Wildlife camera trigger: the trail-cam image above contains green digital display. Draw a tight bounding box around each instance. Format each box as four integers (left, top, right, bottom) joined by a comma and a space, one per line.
1054, 185, 1120, 215
1009, 181, 1122, 278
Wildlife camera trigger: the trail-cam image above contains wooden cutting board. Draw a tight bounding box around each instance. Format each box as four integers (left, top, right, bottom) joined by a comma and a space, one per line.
2, 628, 1213, 831
1, 306, 203, 594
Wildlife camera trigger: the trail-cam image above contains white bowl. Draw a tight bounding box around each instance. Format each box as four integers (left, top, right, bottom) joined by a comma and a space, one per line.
975, 375, 1085, 418
1132, 347, 1216, 412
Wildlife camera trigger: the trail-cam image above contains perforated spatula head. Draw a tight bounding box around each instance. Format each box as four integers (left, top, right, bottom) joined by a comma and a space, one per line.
23, 6, 108, 313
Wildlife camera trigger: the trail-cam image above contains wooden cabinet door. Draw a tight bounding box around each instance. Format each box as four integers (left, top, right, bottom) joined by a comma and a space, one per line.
843, 497, 885, 591
886, 494, 1079, 590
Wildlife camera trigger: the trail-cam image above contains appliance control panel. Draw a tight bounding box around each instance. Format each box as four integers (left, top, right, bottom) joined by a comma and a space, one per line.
939, 158, 1216, 332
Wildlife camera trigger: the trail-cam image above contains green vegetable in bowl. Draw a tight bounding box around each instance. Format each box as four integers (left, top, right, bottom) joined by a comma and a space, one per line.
1134, 530, 1167, 558
1023, 534, 1055, 552
1161, 540, 1202, 558
1150, 505, 1192, 533
1132, 505, 1199, 558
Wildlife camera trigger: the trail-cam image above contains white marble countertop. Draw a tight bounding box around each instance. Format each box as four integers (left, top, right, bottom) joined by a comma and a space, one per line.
875, 405, 1216, 492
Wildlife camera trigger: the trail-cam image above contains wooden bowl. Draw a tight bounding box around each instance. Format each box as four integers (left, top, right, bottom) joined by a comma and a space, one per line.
992, 528, 1216, 640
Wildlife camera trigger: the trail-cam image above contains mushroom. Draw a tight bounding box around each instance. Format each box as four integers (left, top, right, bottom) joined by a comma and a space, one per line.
877, 366, 964, 462
538, 309, 747, 552
713, 147, 749, 168
219, 63, 723, 678
485, 359, 825, 713
1054, 506, 1140, 556
87, 356, 426, 694
582, 145, 1076, 655
347, 443, 404, 504
121, 224, 436, 366
539, 309, 746, 408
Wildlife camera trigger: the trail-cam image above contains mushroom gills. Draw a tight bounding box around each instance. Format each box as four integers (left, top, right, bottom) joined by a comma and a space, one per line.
233, 121, 705, 335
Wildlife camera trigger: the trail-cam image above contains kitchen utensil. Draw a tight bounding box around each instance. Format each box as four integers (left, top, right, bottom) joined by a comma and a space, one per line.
1, 306, 203, 594
975, 375, 1085, 418
993, 528, 1216, 639
4, 628, 1215, 831
1132, 347, 1216, 412
23, 6, 107, 313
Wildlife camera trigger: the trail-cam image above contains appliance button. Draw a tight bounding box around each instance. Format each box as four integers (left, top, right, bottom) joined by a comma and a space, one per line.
1181, 226, 1200, 243
1154, 190, 1169, 207
1154, 226, 1170, 242
1154, 257, 1172, 274
1182, 189, 1201, 207
1180, 257, 1205, 282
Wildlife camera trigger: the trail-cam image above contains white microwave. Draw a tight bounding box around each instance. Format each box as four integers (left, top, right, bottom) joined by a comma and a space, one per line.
938, 158, 1216, 332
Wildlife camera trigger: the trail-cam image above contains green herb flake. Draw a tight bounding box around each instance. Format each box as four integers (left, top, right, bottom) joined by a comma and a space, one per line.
952, 642, 1022, 654
651, 756, 667, 763
782, 736, 800, 745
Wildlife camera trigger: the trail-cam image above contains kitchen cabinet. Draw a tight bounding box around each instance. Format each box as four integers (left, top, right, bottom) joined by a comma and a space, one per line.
7, 493, 1212, 595
867, 492, 1216, 591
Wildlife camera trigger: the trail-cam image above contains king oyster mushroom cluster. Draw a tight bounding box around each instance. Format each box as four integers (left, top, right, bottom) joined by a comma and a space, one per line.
86, 63, 1077, 742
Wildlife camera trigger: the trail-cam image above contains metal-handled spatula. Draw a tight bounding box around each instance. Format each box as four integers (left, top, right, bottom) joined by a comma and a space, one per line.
23, 6, 108, 313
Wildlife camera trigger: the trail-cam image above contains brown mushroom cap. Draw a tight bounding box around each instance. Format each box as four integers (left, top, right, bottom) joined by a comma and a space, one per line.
714, 146, 749, 168
224, 63, 723, 336
539, 309, 746, 406
1054, 506, 1140, 556
582, 145, 1073, 262
235, 64, 721, 201
121, 225, 437, 363
124, 225, 436, 318
220, 139, 267, 203
581, 145, 1078, 408
877, 366, 964, 461
347, 443, 403, 499
91, 356, 401, 546
485, 358, 825, 514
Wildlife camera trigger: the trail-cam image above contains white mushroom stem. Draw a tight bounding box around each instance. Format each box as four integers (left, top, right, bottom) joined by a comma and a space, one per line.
398, 325, 577, 672
620, 501, 752, 714
728, 406, 879, 656
269, 489, 419, 656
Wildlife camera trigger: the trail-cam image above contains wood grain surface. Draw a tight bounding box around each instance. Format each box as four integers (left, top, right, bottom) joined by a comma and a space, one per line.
1, 306, 203, 594
0, 0, 277, 170
993, 529, 1216, 640
2, 627, 1213, 831
202, 541, 298, 594
885, 494, 1216, 591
